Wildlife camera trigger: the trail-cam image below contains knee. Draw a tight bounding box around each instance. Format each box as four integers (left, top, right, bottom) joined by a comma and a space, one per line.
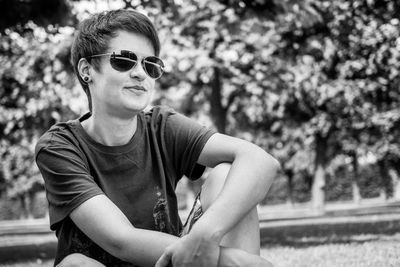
201, 163, 231, 210
57, 253, 105, 267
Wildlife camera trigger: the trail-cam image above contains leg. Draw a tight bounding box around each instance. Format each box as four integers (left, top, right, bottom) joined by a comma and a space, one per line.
200, 163, 261, 255
56, 253, 106, 267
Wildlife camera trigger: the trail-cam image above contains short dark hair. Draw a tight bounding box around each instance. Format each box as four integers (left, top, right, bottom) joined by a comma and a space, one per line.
70, 9, 160, 111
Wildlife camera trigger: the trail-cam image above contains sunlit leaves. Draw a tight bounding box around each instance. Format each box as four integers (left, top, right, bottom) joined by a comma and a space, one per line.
0, 21, 85, 198
1, 0, 399, 203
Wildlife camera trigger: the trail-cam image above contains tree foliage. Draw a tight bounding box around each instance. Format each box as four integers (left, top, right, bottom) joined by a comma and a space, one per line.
0, 0, 74, 31
150, 0, 400, 207
0, 20, 84, 205
0, 0, 399, 218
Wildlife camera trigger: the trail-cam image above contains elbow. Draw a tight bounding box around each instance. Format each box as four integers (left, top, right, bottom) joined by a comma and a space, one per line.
257, 149, 281, 195
109, 243, 138, 265
265, 152, 281, 181
267, 154, 281, 177
250, 145, 280, 177
104, 238, 128, 262
100, 230, 133, 263
240, 144, 281, 200
243, 145, 281, 182
114, 249, 131, 264
109, 230, 153, 266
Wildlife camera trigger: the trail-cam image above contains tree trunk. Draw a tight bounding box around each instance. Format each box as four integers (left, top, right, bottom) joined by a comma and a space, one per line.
378, 160, 391, 201
285, 169, 294, 206
19, 194, 33, 219
350, 153, 361, 204
209, 66, 227, 133
352, 180, 361, 204
19, 195, 25, 219
311, 134, 327, 212
379, 188, 387, 201
312, 164, 325, 212
388, 167, 400, 200
28, 191, 36, 218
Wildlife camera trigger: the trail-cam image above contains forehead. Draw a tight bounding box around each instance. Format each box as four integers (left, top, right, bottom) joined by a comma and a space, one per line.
107, 30, 155, 56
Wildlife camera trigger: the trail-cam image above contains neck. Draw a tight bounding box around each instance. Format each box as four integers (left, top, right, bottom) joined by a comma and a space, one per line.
81, 111, 138, 146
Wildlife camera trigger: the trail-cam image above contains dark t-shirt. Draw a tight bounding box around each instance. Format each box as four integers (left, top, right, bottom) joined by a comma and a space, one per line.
35, 106, 216, 266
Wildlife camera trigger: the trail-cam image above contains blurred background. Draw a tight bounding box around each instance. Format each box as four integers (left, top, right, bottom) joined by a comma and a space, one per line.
0, 0, 399, 266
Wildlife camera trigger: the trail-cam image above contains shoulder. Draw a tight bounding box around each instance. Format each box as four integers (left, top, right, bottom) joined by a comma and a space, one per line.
142, 105, 179, 129
143, 105, 176, 121
35, 119, 81, 158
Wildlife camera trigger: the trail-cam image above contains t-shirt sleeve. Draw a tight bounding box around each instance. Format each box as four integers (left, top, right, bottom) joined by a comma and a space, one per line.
163, 108, 217, 180
36, 143, 104, 230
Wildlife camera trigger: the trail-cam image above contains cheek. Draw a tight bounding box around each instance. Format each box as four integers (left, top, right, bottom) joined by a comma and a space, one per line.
104, 73, 125, 88
146, 79, 156, 90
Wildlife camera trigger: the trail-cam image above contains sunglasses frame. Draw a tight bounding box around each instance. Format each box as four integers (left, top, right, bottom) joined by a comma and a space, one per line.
86, 50, 165, 79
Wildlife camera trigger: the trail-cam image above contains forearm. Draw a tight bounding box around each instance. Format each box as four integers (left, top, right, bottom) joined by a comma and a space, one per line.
118, 229, 271, 267
195, 146, 280, 240
110, 228, 178, 266
69, 195, 179, 267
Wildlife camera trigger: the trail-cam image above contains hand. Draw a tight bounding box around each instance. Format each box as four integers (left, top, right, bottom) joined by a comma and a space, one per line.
155, 233, 220, 267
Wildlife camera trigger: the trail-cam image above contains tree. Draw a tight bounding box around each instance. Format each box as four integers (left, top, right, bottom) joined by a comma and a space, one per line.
263, 0, 400, 209
0, 4, 84, 216
141, 0, 400, 209
0, 0, 74, 31
2, 0, 399, 218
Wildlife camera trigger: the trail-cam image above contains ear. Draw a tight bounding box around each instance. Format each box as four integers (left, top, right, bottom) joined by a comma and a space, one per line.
77, 58, 91, 80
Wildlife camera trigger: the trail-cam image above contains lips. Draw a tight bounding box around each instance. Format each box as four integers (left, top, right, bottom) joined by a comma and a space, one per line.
124, 85, 147, 92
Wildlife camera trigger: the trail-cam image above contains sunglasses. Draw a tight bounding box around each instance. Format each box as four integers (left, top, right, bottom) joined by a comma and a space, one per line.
87, 50, 165, 79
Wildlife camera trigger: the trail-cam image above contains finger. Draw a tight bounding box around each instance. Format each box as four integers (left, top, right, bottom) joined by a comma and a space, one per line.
155, 252, 172, 267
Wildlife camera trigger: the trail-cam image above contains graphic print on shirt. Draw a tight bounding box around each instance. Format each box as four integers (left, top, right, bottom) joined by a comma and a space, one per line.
153, 188, 176, 234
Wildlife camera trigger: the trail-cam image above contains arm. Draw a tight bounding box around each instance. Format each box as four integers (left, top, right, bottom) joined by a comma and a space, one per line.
36, 130, 273, 266
70, 194, 273, 267
69, 194, 177, 267
156, 133, 279, 266
192, 133, 281, 241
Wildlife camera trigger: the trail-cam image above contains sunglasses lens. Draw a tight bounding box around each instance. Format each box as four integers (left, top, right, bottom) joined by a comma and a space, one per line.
108, 51, 164, 79
110, 56, 137, 72
144, 57, 164, 79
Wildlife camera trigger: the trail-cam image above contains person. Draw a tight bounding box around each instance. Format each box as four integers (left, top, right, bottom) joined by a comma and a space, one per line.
35, 8, 280, 267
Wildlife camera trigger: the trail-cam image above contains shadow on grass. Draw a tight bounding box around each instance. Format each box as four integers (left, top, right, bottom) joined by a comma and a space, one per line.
262, 234, 393, 247
261, 218, 400, 247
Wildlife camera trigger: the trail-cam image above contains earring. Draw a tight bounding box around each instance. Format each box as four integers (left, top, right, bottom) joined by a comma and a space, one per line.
83, 76, 90, 83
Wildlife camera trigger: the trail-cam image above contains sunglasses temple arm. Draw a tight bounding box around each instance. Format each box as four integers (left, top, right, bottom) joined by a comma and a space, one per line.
86, 53, 114, 59
143, 60, 165, 70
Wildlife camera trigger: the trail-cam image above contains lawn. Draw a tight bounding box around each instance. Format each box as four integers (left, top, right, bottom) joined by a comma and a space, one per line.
261, 233, 400, 267
2, 234, 400, 267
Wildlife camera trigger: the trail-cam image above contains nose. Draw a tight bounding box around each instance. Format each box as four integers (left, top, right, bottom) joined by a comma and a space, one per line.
129, 60, 147, 81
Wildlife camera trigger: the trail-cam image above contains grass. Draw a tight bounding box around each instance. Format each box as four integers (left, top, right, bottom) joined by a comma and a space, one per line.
2, 234, 400, 267
261, 233, 400, 267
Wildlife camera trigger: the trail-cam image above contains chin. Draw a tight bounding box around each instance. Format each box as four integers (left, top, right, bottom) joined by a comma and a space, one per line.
126, 102, 150, 113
